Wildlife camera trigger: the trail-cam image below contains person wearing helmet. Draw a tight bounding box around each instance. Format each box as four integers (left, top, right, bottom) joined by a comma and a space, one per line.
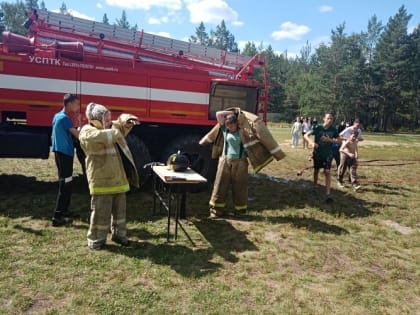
209, 110, 248, 218
79, 103, 139, 250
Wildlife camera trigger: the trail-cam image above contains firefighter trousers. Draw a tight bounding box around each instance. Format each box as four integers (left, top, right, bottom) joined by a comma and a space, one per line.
87, 193, 127, 247
210, 156, 248, 214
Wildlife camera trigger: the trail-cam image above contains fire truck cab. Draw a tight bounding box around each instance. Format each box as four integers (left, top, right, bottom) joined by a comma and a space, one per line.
0, 10, 268, 186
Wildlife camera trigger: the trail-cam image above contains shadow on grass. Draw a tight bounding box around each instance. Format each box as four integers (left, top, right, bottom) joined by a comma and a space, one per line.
1, 172, 366, 277
128, 217, 259, 264
193, 218, 258, 263
248, 173, 377, 218
0, 174, 156, 222
225, 214, 348, 235
105, 241, 222, 278
0, 174, 88, 194
0, 172, 378, 237
365, 182, 414, 196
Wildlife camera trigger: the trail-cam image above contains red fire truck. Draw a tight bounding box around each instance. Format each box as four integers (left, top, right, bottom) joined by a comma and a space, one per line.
0, 10, 268, 184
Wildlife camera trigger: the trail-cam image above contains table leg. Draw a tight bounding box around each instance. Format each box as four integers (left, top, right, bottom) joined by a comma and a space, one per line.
175, 192, 180, 240
152, 173, 157, 215
167, 185, 172, 242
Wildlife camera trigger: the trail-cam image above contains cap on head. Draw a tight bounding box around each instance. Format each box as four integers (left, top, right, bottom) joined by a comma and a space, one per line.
86, 102, 109, 121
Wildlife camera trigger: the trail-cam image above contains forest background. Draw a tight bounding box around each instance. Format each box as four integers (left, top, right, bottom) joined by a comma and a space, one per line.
1, 0, 419, 131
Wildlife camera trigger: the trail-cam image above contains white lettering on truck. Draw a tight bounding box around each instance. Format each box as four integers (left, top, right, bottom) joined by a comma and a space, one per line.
29, 55, 61, 66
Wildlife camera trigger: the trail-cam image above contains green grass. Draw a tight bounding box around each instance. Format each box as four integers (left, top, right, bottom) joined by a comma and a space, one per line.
1, 126, 419, 314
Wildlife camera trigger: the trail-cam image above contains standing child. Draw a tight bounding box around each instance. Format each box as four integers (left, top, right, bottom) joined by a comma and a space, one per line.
337, 130, 361, 191
51, 93, 80, 227
208, 110, 248, 218
304, 112, 342, 202
302, 117, 311, 149
290, 116, 302, 148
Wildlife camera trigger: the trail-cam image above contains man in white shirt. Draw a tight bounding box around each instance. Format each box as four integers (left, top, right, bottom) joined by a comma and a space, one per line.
340, 119, 363, 141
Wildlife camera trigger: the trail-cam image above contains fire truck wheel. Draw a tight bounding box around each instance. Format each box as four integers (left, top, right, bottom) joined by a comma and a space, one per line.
161, 134, 217, 193
126, 134, 152, 187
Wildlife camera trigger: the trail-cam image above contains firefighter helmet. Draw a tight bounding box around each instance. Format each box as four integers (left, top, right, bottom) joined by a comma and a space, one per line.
167, 151, 189, 172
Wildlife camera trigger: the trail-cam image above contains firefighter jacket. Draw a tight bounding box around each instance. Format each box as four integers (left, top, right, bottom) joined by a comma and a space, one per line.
79, 118, 139, 195
199, 108, 285, 173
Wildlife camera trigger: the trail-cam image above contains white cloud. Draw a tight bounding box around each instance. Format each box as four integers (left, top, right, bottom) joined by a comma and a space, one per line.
319, 5, 333, 13
187, 0, 239, 24
105, 0, 182, 11
148, 16, 169, 25
237, 40, 248, 51
52, 9, 95, 21
271, 22, 311, 41
232, 20, 244, 27
148, 17, 161, 25
148, 31, 171, 38
96, 3, 103, 9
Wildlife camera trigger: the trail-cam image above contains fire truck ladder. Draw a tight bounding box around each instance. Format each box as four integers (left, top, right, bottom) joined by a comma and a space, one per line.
36, 10, 251, 72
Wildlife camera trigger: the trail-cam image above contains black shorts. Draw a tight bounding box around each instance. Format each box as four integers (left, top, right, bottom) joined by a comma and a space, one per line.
313, 156, 332, 170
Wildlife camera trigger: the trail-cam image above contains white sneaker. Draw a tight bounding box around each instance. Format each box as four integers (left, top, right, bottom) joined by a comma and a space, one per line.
337, 180, 344, 188
353, 184, 361, 191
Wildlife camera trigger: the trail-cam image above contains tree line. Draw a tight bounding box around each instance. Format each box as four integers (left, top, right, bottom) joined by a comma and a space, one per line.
1, 1, 418, 131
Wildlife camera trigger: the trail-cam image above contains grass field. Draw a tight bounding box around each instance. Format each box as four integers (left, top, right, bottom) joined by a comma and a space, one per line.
1, 127, 419, 314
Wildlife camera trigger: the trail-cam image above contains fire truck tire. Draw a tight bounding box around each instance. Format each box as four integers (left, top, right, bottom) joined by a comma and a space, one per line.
126, 134, 152, 187
161, 134, 217, 193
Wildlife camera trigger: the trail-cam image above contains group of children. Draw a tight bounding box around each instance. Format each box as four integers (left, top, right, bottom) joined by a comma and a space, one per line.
303, 113, 363, 202
290, 116, 318, 149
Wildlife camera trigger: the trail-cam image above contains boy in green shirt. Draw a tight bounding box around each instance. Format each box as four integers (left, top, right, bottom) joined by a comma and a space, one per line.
304, 113, 343, 202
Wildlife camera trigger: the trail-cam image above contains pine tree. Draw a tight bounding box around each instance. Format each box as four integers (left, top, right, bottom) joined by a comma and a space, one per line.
242, 42, 258, 56
372, 5, 412, 130
116, 10, 130, 29
59, 2, 67, 15
210, 20, 238, 52
102, 13, 109, 25
0, 1, 27, 35
25, 0, 39, 11
189, 22, 209, 46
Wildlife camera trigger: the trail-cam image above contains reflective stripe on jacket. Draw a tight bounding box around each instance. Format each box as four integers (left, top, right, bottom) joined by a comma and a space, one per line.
79, 121, 138, 195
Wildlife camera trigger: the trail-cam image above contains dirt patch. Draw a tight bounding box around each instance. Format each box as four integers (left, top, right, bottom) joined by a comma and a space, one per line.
358, 140, 399, 146
26, 297, 54, 315
284, 139, 401, 146
383, 220, 415, 235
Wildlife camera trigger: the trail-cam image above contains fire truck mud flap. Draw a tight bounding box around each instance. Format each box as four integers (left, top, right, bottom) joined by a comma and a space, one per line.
161, 134, 217, 193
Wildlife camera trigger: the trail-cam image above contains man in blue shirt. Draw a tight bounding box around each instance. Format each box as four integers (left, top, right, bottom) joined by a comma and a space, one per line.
51, 93, 81, 226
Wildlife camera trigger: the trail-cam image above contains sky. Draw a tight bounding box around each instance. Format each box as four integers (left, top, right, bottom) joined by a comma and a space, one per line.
40, 0, 419, 57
